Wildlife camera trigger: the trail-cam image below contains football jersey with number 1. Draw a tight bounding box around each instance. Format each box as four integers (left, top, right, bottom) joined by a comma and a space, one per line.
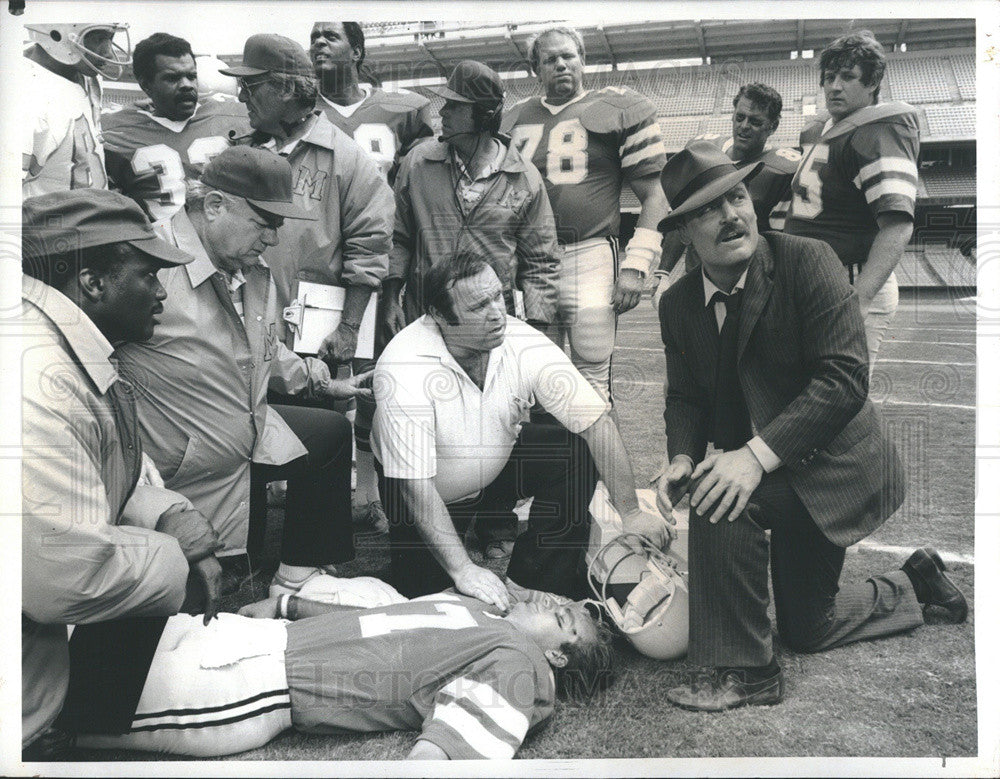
503, 87, 667, 245
319, 87, 433, 182
784, 102, 919, 266
286, 592, 556, 759
102, 95, 251, 221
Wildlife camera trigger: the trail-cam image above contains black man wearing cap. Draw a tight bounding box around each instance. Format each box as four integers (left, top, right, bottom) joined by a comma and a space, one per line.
653, 141, 966, 711
115, 146, 371, 595
21, 189, 222, 757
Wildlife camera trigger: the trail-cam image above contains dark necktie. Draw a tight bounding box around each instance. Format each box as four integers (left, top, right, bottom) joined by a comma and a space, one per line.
711, 289, 753, 451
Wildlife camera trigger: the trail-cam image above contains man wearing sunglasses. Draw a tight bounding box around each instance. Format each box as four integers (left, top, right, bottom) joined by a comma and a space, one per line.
222, 34, 393, 368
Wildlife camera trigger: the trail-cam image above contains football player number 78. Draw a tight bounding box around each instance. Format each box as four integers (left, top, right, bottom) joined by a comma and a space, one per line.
511, 119, 588, 185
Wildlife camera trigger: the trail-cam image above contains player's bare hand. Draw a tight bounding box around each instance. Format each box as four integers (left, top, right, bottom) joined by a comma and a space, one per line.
654, 456, 694, 518
690, 447, 763, 524
612, 268, 644, 314
381, 297, 407, 341
318, 321, 360, 364
323, 370, 374, 401
192, 555, 222, 625
137, 451, 164, 488
238, 596, 281, 619
621, 506, 675, 550
155, 506, 223, 563
651, 274, 671, 311
454, 563, 511, 612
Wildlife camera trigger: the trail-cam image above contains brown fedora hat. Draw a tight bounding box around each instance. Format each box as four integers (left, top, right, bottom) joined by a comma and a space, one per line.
659, 140, 763, 231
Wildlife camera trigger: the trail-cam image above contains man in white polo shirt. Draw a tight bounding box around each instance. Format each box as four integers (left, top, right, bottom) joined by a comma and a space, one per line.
372, 251, 669, 607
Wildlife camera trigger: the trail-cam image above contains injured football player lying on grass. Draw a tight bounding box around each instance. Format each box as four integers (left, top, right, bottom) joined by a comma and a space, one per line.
76, 575, 614, 760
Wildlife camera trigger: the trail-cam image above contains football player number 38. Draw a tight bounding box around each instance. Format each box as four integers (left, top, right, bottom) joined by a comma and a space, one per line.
790, 143, 829, 220
511, 119, 588, 185
131, 137, 231, 221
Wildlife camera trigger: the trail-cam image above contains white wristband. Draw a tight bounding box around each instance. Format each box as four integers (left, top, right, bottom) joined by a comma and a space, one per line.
622, 227, 664, 275
278, 593, 290, 619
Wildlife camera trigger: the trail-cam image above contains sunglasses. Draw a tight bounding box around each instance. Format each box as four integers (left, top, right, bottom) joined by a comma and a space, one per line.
237, 76, 271, 93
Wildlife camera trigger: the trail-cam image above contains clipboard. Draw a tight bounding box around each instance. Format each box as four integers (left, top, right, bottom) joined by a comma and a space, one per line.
282, 280, 378, 358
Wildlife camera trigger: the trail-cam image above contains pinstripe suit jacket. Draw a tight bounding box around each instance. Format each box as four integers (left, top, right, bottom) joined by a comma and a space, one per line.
659, 231, 905, 547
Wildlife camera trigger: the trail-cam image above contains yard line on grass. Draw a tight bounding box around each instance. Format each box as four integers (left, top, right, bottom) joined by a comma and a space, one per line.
621, 379, 976, 409
612, 347, 974, 367
852, 541, 974, 566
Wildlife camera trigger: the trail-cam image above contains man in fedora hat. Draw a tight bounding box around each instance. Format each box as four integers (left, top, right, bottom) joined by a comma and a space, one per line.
21, 189, 221, 756
653, 140, 967, 711
116, 146, 370, 595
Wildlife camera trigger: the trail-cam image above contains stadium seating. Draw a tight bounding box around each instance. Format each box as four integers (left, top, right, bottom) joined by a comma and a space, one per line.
885, 57, 953, 103
923, 104, 976, 140
919, 165, 975, 199
952, 53, 975, 100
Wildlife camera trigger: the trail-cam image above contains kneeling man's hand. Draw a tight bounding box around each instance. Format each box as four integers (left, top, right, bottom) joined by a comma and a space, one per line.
454, 563, 511, 612
690, 447, 764, 525
622, 507, 676, 550
323, 370, 374, 401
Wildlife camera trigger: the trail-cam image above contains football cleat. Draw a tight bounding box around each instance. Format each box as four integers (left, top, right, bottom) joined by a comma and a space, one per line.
587, 532, 689, 661
26, 23, 131, 80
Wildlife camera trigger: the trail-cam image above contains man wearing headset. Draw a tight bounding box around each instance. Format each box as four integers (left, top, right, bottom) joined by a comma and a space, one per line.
382, 60, 559, 339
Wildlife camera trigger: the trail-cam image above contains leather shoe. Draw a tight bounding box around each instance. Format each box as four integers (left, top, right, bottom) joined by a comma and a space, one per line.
902, 547, 968, 623
667, 666, 785, 712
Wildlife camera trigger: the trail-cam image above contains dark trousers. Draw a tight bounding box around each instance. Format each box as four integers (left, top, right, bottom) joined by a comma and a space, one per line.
689, 469, 925, 667
379, 423, 598, 600
248, 403, 354, 566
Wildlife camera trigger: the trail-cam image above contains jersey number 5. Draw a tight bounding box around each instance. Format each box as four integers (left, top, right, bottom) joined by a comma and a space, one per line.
511, 119, 589, 185
790, 143, 829, 220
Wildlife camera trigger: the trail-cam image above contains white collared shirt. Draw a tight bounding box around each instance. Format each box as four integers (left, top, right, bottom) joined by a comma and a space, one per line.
372, 315, 607, 502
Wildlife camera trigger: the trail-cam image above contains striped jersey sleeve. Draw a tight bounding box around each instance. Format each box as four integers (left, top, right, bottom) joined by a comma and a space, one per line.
849, 115, 919, 218
620, 115, 667, 180
418, 646, 555, 759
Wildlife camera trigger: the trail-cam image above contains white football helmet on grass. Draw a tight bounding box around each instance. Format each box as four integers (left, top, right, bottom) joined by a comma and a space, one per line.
587, 532, 689, 661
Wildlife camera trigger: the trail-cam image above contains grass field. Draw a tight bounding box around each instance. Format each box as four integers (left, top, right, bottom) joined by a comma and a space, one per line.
70, 288, 977, 765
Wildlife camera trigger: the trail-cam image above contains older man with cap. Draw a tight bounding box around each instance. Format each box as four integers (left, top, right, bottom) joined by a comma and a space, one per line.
221, 34, 392, 365
116, 146, 370, 596
653, 140, 966, 712
21, 189, 222, 757
382, 59, 558, 339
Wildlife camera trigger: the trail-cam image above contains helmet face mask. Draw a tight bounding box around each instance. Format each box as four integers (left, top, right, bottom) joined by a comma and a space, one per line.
587, 533, 689, 661
26, 23, 131, 80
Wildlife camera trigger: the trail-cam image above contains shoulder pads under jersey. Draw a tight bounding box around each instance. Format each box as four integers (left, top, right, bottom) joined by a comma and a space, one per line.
578, 86, 658, 134
760, 146, 802, 174
369, 88, 431, 113
821, 101, 918, 141
499, 97, 536, 134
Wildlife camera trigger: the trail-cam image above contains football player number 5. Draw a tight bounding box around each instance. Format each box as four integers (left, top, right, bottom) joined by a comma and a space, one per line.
511, 119, 588, 185
791, 143, 828, 220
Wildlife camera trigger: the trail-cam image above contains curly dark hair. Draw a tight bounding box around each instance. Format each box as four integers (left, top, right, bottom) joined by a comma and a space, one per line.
819, 30, 887, 101
132, 32, 194, 86
733, 82, 783, 126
